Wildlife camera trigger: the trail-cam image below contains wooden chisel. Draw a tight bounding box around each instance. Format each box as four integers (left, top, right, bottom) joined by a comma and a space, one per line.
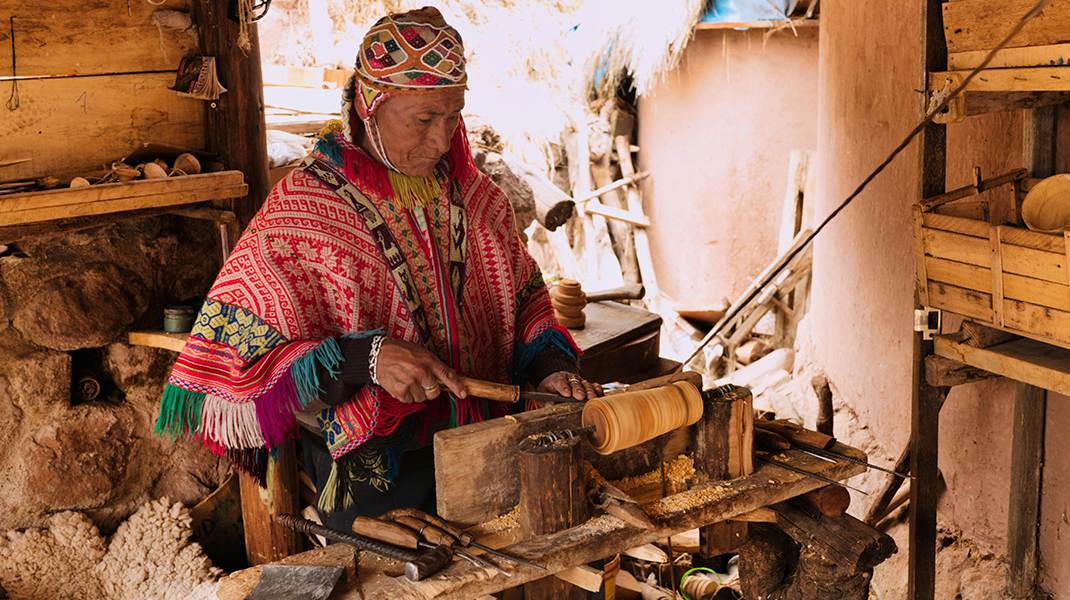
456, 377, 587, 404
350, 516, 421, 550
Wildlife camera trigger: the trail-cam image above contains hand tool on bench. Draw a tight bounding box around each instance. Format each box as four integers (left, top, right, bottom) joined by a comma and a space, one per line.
391, 515, 513, 578
587, 483, 654, 529
382, 508, 548, 572
584, 282, 645, 303
756, 453, 869, 495
275, 514, 453, 581
242, 564, 344, 600
755, 420, 911, 479
455, 376, 588, 404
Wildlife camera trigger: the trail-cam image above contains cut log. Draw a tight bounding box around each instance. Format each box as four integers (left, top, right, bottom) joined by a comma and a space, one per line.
797, 485, 851, 517
696, 385, 754, 556
924, 355, 999, 387
771, 502, 897, 571
498, 154, 575, 232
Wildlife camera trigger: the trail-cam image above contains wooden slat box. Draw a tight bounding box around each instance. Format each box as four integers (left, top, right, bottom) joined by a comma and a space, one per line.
918, 210, 1070, 349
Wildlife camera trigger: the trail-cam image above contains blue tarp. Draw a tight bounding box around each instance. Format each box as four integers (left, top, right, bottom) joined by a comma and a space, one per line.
700, 0, 800, 23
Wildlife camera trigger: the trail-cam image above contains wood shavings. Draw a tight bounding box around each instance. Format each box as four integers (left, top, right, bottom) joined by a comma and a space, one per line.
614, 454, 695, 493
468, 505, 520, 537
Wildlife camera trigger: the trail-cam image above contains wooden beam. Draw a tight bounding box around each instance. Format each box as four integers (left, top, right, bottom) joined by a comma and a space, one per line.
128, 331, 191, 353
1006, 382, 1046, 597
949, 43, 1070, 70
772, 502, 897, 571
583, 201, 652, 227
695, 18, 819, 30
942, 0, 1070, 54
934, 332, 1070, 397
924, 355, 1000, 387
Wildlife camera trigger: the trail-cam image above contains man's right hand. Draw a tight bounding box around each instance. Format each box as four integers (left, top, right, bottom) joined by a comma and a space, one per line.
374, 338, 468, 403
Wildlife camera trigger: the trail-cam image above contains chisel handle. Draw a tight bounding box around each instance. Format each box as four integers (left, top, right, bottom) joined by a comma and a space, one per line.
351, 516, 421, 550
393, 515, 455, 547
457, 377, 521, 403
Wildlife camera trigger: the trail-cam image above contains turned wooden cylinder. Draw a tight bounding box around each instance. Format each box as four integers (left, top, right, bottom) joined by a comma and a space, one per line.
519, 434, 588, 600
695, 384, 755, 557
582, 381, 704, 455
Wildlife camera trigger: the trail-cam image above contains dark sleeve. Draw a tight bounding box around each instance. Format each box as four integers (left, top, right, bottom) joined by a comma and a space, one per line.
318, 336, 376, 406
525, 344, 579, 386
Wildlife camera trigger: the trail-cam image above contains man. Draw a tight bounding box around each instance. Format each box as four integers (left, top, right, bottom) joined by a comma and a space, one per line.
156, 7, 601, 529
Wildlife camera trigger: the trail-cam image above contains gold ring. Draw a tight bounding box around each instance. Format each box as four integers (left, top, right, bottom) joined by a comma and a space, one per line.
567, 376, 581, 385
422, 383, 440, 392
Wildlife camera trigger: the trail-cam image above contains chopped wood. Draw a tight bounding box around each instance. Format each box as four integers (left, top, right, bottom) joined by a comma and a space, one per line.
623, 543, 668, 563
731, 508, 778, 523
798, 485, 851, 517
771, 502, 897, 571
554, 565, 604, 593
574, 172, 650, 204
584, 201, 652, 227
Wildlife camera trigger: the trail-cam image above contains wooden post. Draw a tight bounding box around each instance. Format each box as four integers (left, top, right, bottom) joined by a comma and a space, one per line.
238, 440, 299, 565
194, 1, 290, 565
694, 385, 754, 556
1006, 381, 1047, 597
519, 434, 589, 600
913, 0, 947, 596
193, 0, 271, 230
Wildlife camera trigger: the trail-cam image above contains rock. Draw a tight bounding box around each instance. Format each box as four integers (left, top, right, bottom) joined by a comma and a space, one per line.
0, 329, 71, 408
23, 408, 134, 510
12, 262, 149, 351
478, 152, 538, 238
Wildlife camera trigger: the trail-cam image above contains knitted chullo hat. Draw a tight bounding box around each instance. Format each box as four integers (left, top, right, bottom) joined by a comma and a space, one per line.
331, 6, 474, 207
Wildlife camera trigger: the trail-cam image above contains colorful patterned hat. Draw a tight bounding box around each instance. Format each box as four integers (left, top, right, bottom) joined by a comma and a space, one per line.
353, 6, 468, 122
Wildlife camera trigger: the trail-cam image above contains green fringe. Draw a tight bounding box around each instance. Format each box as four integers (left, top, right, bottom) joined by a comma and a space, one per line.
291, 338, 345, 406
156, 383, 206, 440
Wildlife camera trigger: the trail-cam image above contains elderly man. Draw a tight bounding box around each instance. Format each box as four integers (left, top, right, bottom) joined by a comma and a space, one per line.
156, 7, 601, 528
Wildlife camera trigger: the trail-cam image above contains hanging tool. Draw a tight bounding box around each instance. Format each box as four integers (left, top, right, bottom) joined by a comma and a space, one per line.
275, 514, 453, 581
382, 508, 548, 572
756, 455, 869, 495
390, 515, 512, 578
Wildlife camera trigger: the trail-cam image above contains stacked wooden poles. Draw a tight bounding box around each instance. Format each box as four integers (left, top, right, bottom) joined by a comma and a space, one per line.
694, 385, 755, 557
552, 279, 587, 329
519, 433, 588, 600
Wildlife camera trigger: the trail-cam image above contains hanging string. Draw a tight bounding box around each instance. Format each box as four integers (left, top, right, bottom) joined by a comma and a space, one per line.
678, 0, 1054, 370
582, 381, 704, 455
151, 10, 194, 62
6, 16, 18, 112
236, 0, 253, 54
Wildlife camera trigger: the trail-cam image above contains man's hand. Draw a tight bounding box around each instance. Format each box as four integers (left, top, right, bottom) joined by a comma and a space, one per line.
375, 338, 468, 403
535, 371, 603, 403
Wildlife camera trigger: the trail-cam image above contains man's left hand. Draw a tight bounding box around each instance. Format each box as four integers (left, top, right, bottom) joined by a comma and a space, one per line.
536, 371, 603, 402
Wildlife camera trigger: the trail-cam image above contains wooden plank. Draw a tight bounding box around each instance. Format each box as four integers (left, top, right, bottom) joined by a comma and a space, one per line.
1006, 382, 1046, 597
0, 0, 197, 77
128, 330, 190, 352
934, 200, 987, 221
1001, 243, 1066, 283
694, 19, 819, 30
931, 67, 1070, 93
239, 441, 299, 566
963, 91, 1070, 121
583, 201, 651, 227
345, 447, 867, 600
926, 281, 993, 322
0, 74, 207, 183
991, 227, 1006, 326
1003, 299, 1070, 346
915, 207, 932, 306
924, 355, 1000, 387
0, 172, 243, 212
934, 332, 1070, 396
943, 0, 1070, 53
922, 212, 989, 238
0, 184, 247, 227
924, 256, 991, 293
1000, 226, 1063, 253
569, 301, 662, 357
1004, 272, 1070, 311
922, 228, 990, 267
950, 43, 1070, 70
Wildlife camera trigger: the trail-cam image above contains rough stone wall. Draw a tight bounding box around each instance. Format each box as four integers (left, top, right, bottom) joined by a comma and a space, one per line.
0, 217, 230, 534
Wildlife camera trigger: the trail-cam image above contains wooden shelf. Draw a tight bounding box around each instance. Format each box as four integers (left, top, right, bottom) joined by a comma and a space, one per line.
0, 171, 247, 228
695, 18, 817, 30
934, 332, 1070, 396
129, 330, 190, 353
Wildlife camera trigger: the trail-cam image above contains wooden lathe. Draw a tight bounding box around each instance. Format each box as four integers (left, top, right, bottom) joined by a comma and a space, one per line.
217, 371, 887, 599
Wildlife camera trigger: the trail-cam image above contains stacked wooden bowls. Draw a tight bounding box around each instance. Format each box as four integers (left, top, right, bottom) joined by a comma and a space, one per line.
552, 279, 587, 329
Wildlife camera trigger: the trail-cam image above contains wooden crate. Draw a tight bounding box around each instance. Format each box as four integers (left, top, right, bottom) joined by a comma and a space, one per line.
917, 210, 1070, 349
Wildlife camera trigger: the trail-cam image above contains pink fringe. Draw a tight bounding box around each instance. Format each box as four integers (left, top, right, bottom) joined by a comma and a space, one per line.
448, 116, 476, 182
372, 395, 427, 437
254, 372, 304, 448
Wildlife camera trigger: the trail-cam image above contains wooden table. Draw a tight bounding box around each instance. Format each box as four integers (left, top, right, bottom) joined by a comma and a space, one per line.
570, 301, 663, 383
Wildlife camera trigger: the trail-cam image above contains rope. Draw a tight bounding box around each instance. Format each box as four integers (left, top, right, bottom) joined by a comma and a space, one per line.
151, 10, 193, 62
582, 381, 704, 454
678, 0, 1053, 370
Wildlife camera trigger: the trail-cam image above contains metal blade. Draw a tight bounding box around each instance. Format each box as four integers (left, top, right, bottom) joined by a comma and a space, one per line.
243, 564, 344, 600
791, 440, 913, 480
470, 542, 548, 572
756, 456, 869, 495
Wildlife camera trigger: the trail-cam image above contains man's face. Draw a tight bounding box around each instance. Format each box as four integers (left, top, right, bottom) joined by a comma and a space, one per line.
371, 89, 466, 178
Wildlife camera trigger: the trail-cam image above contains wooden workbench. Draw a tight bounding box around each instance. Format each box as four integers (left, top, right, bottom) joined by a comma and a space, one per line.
217, 443, 866, 600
